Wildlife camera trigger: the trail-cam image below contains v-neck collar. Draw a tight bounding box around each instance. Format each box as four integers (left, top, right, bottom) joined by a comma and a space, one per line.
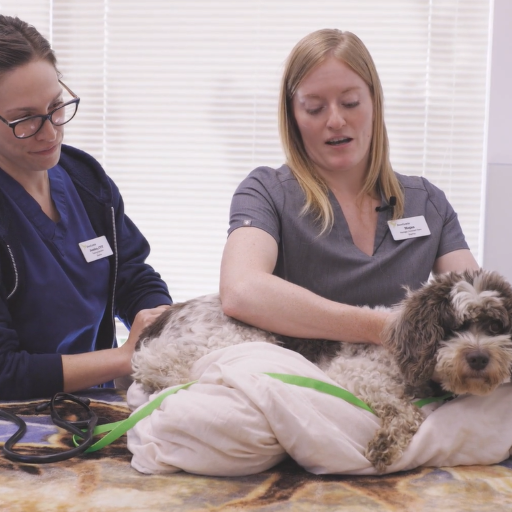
328, 188, 392, 258
0, 166, 67, 246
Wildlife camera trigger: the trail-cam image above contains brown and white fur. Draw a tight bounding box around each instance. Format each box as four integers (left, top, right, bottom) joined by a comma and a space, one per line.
131, 269, 512, 472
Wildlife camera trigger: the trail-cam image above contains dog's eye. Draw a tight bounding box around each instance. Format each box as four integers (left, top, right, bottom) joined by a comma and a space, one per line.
459, 320, 471, 331
487, 321, 503, 335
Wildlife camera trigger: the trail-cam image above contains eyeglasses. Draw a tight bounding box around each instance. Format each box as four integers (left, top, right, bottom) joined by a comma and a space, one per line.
0, 81, 80, 139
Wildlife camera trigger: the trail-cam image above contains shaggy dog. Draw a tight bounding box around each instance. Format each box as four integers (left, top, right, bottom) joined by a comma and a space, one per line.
131, 269, 512, 472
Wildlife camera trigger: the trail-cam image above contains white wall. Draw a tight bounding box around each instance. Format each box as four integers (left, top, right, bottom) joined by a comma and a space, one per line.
483, 0, 512, 280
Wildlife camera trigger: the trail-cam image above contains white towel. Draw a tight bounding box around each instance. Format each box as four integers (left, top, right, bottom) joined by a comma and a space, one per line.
126, 342, 512, 476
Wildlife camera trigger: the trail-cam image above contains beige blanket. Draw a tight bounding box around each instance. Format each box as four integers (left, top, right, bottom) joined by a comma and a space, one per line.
126, 342, 512, 476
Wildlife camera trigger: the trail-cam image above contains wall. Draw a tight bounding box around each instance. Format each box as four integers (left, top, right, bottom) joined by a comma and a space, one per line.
483, 0, 512, 280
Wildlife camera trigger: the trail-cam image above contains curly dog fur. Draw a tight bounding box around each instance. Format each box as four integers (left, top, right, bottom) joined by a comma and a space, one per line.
131, 269, 512, 472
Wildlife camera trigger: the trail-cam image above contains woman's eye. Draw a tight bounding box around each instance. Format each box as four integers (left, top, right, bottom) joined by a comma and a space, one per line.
343, 101, 360, 109
306, 107, 323, 115
50, 98, 64, 111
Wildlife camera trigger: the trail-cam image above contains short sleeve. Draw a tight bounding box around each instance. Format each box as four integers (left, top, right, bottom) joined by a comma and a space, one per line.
421, 177, 470, 258
228, 167, 285, 243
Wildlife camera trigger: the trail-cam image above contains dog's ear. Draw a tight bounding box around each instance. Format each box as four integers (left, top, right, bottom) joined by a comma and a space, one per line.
383, 274, 460, 386
473, 269, 512, 333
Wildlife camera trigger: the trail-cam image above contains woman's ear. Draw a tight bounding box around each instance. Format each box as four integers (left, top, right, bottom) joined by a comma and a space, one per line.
383, 275, 459, 386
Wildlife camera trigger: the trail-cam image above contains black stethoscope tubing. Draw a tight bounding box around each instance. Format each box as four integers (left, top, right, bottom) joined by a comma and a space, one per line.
0, 392, 98, 463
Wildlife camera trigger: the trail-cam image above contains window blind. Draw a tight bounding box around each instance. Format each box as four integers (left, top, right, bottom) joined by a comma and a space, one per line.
1, 0, 491, 306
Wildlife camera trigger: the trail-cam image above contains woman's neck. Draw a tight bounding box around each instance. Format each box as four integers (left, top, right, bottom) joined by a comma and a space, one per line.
6, 168, 59, 222
14, 169, 50, 197
322, 169, 377, 203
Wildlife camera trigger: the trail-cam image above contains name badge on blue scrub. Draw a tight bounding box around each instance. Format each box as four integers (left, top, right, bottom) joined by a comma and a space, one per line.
79, 236, 114, 262
387, 216, 431, 241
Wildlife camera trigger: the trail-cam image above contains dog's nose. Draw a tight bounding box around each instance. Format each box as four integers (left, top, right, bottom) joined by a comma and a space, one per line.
466, 350, 490, 371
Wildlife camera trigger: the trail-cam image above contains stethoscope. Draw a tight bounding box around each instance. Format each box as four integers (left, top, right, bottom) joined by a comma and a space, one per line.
0, 392, 98, 463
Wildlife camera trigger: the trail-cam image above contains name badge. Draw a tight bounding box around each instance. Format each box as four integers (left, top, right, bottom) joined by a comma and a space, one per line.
388, 216, 431, 241
79, 236, 114, 262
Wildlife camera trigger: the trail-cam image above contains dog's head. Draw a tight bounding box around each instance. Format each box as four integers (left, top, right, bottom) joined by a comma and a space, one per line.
384, 269, 512, 395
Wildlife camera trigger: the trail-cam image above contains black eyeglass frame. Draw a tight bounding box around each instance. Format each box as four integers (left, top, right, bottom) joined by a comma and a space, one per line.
0, 81, 80, 139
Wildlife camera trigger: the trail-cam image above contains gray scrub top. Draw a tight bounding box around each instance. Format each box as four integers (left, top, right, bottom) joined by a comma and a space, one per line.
228, 165, 469, 308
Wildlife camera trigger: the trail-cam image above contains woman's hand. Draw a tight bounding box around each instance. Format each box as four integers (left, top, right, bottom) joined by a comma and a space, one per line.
62, 304, 172, 394
113, 305, 171, 389
122, 305, 172, 353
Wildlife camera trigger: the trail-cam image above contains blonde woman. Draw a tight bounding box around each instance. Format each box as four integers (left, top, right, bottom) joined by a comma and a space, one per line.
220, 29, 478, 345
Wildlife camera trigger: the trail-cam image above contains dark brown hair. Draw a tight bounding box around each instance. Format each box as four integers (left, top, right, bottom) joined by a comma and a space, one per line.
0, 15, 58, 77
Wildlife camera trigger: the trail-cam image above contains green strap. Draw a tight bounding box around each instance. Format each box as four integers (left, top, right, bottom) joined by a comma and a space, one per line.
264, 373, 376, 414
74, 374, 452, 453
413, 393, 453, 408
72, 380, 197, 452
265, 373, 452, 411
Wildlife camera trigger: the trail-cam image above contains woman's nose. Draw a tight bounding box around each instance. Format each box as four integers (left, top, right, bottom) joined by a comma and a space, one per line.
326, 106, 346, 129
35, 118, 58, 141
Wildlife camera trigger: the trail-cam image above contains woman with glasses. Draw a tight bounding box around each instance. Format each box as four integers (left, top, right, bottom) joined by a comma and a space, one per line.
220, 29, 479, 347
0, 15, 172, 400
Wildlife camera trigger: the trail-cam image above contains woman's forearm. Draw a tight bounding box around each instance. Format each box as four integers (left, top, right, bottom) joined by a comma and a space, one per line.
62, 346, 131, 393
220, 227, 388, 344
221, 272, 387, 344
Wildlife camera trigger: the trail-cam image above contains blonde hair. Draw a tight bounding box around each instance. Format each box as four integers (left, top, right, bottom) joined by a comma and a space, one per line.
278, 29, 404, 234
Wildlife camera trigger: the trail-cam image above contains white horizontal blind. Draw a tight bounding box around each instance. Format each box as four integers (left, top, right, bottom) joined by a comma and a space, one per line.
0, 1, 491, 305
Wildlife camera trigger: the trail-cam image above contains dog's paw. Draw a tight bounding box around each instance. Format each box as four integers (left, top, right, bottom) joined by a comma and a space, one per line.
365, 430, 404, 473
364, 402, 423, 473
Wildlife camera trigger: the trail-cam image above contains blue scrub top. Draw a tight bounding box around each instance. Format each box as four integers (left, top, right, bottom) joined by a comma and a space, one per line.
0, 165, 110, 355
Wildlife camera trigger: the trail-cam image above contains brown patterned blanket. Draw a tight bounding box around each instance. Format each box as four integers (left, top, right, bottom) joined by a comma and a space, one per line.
1, 388, 512, 512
